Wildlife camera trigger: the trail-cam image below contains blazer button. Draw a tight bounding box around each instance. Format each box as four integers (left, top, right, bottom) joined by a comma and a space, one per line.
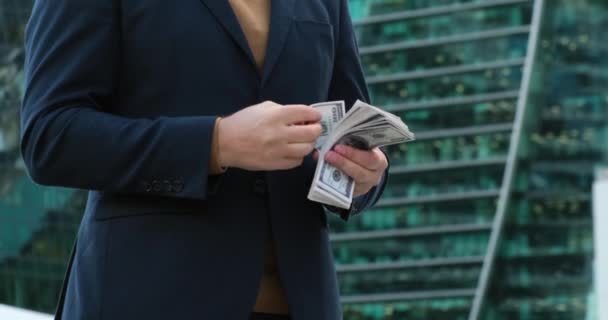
253, 179, 266, 196
163, 180, 171, 192
173, 179, 184, 193
151, 180, 162, 192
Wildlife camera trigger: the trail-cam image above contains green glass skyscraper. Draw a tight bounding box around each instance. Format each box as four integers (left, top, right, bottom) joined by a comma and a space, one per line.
331, 1, 533, 318
329, 0, 607, 319
1, 0, 607, 318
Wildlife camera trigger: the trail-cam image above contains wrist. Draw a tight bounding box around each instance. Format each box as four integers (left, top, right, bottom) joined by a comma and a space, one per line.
215, 116, 233, 169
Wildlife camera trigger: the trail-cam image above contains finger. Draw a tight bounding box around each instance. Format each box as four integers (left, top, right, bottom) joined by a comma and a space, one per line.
333, 145, 387, 171
325, 150, 373, 184
285, 123, 322, 143
313, 150, 320, 161
285, 143, 315, 158
277, 105, 322, 125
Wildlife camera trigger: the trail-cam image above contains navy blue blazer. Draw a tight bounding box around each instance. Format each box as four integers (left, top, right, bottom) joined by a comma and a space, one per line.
21, 0, 387, 319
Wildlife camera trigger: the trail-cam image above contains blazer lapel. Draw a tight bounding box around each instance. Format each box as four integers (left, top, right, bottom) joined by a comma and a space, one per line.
261, 0, 295, 86
198, 0, 257, 68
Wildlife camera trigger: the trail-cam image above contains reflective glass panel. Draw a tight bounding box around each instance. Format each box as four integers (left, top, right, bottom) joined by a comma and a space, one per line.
330, 198, 496, 233
343, 298, 471, 320
369, 65, 523, 105
398, 99, 516, 131
387, 132, 511, 166
362, 34, 528, 76
384, 165, 503, 199
355, 3, 532, 46
339, 265, 481, 295
333, 231, 489, 265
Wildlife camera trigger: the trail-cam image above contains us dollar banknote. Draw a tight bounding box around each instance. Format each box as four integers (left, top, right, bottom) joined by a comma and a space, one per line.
311, 101, 345, 150
309, 100, 415, 209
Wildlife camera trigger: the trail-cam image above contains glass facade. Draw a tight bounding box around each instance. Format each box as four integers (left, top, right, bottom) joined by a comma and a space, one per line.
0, 0, 606, 318
331, 0, 608, 319
1, 0, 85, 312
482, 0, 608, 319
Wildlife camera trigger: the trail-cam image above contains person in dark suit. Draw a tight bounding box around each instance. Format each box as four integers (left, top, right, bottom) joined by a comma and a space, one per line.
21, 0, 389, 319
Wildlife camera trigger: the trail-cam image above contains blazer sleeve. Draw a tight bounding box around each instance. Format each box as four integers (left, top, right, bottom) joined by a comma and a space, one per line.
326, 0, 389, 220
20, 0, 218, 200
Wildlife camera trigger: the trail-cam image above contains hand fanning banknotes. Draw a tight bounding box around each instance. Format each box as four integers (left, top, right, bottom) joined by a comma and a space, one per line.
308, 100, 415, 209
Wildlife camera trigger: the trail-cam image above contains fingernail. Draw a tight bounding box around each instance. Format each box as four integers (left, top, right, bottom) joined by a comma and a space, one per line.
325, 152, 336, 163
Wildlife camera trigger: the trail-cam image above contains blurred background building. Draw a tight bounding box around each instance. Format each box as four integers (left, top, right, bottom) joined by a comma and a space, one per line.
1, 0, 607, 319
1, 0, 85, 313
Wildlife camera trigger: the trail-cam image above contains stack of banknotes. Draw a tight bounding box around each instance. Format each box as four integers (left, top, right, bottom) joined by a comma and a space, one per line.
308, 100, 416, 209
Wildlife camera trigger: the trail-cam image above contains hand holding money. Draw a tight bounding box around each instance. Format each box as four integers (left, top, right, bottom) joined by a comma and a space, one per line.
309, 100, 415, 209
323, 145, 387, 197
217, 101, 322, 171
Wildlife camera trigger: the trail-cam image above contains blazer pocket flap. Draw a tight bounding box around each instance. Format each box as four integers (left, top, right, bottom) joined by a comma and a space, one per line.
93, 194, 205, 221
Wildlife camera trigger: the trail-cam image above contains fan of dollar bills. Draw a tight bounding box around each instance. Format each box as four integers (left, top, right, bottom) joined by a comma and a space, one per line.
308, 100, 416, 209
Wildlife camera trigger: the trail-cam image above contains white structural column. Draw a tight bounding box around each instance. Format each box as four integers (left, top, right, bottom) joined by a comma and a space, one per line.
594, 169, 608, 320
467, 0, 545, 318
0, 304, 53, 320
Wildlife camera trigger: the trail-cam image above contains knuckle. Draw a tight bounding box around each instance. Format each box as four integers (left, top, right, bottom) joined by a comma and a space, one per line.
312, 109, 322, 118
311, 125, 322, 138
300, 149, 309, 157
263, 148, 275, 160
260, 135, 273, 147
338, 146, 350, 157
378, 150, 388, 162
372, 152, 385, 168
350, 148, 362, 158
380, 157, 388, 169
341, 163, 355, 176
286, 148, 298, 159
332, 155, 345, 167
305, 144, 315, 154
375, 151, 384, 162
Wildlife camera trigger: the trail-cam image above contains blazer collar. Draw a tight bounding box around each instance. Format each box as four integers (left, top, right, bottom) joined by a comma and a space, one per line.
261, 0, 295, 86
198, 0, 257, 67
198, 0, 295, 85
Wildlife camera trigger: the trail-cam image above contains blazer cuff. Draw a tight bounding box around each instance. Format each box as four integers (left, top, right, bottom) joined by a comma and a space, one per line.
323, 194, 368, 221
